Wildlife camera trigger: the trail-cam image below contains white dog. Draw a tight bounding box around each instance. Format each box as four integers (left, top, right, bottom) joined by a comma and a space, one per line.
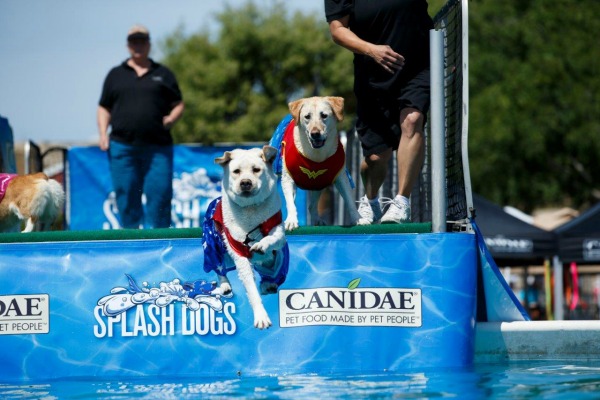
202, 146, 289, 329
279, 96, 368, 230
0, 172, 65, 233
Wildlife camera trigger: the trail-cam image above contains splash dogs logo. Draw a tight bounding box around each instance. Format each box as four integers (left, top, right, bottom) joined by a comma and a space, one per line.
279, 278, 422, 328
93, 274, 236, 338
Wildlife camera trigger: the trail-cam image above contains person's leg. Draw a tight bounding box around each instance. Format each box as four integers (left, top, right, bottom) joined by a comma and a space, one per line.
142, 144, 174, 228
109, 141, 144, 228
355, 97, 395, 224
381, 69, 429, 224
380, 109, 424, 224
361, 149, 393, 199
396, 108, 425, 198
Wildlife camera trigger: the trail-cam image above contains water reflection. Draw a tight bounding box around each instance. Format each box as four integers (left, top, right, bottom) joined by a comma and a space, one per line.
3, 362, 600, 399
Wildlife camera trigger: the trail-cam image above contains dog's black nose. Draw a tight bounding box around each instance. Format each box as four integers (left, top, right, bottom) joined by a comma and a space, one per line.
310, 132, 322, 139
240, 179, 253, 191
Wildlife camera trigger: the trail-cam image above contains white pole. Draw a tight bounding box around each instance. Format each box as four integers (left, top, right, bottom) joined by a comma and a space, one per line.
430, 29, 446, 233
461, 0, 474, 220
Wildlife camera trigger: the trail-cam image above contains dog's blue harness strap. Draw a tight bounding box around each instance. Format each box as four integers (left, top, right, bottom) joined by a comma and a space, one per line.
269, 114, 293, 176
345, 169, 355, 189
202, 197, 235, 276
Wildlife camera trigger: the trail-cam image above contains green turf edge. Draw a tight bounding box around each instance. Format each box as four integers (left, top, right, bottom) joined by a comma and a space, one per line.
0, 223, 432, 244
286, 222, 432, 235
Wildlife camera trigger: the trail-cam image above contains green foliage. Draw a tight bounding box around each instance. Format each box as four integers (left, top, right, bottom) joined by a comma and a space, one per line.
469, 0, 600, 211
160, 0, 599, 211
161, 2, 353, 145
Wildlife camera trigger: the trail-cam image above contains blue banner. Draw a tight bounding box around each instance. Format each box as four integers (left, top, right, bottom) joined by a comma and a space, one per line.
0, 232, 477, 380
473, 220, 530, 321
67, 145, 306, 230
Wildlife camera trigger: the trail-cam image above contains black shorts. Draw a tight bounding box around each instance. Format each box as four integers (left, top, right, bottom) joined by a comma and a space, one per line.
355, 69, 430, 157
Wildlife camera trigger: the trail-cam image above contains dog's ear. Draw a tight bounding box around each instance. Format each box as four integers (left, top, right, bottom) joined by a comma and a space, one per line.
261, 145, 278, 164
215, 151, 232, 166
288, 98, 304, 123
326, 96, 344, 122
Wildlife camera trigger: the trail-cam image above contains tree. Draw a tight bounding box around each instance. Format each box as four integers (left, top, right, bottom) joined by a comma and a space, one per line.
468, 0, 600, 211
161, 3, 354, 145
162, 0, 445, 145
160, 0, 599, 211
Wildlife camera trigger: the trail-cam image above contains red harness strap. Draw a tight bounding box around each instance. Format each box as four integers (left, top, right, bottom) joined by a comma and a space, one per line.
281, 120, 345, 190
212, 199, 282, 258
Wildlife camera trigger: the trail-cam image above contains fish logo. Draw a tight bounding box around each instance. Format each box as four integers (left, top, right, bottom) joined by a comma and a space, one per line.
299, 166, 327, 179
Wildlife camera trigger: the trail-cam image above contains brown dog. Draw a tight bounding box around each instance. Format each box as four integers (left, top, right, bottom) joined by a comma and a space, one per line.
280, 96, 369, 230
0, 172, 65, 232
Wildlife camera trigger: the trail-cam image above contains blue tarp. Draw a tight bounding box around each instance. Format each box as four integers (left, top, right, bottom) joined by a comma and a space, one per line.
0, 232, 477, 380
68, 145, 307, 230
0, 115, 16, 173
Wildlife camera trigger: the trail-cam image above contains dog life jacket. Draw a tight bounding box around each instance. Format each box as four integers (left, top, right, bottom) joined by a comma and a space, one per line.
281, 119, 346, 190
0, 174, 16, 203
202, 197, 289, 286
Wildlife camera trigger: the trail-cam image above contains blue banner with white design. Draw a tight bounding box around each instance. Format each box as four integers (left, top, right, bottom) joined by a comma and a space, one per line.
0, 232, 477, 380
67, 145, 306, 230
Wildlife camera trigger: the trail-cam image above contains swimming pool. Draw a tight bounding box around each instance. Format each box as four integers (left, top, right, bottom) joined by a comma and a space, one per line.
2, 361, 600, 399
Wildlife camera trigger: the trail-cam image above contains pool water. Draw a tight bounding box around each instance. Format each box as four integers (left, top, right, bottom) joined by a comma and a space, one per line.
2, 361, 600, 399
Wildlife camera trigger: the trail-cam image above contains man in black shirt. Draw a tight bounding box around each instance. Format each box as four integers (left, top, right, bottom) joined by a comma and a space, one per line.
325, 0, 433, 224
98, 25, 184, 229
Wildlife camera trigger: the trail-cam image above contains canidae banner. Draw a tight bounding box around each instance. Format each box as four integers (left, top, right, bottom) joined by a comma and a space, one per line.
0, 233, 477, 380
67, 145, 306, 230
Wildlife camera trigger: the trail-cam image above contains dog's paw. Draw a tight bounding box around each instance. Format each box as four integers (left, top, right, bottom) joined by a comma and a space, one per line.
254, 308, 272, 330
250, 241, 268, 255
285, 219, 299, 231
212, 282, 232, 296
260, 281, 279, 295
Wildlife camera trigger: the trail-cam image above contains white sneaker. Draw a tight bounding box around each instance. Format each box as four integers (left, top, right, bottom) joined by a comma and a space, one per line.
380, 197, 411, 224
356, 195, 383, 224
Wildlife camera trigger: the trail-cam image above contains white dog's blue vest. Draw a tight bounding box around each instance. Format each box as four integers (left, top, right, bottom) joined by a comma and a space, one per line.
202, 197, 289, 286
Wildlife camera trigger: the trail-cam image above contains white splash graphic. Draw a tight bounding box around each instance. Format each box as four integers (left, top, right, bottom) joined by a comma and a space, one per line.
97, 274, 232, 317
171, 168, 221, 228
102, 168, 222, 229
172, 168, 221, 202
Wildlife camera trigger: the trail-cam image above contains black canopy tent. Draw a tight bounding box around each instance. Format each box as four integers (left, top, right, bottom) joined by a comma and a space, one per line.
555, 202, 600, 264
472, 193, 557, 266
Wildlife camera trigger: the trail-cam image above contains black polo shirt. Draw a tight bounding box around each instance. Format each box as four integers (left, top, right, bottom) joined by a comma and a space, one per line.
325, 0, 433, 94
99, 59, 182, 146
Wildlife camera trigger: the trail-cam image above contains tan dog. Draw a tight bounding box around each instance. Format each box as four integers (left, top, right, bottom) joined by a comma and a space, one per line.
0, 172, 65, 232
281, 96, 369, 230
204, 146, 288, 329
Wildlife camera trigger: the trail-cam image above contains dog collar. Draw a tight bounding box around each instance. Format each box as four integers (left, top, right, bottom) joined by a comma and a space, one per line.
212, 198, 282, 258
0, 174, 16, 203
282, 120, 346, 190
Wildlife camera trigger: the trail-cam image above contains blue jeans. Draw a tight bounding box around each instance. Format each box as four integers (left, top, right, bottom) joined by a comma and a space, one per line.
109, 140, 173, 229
